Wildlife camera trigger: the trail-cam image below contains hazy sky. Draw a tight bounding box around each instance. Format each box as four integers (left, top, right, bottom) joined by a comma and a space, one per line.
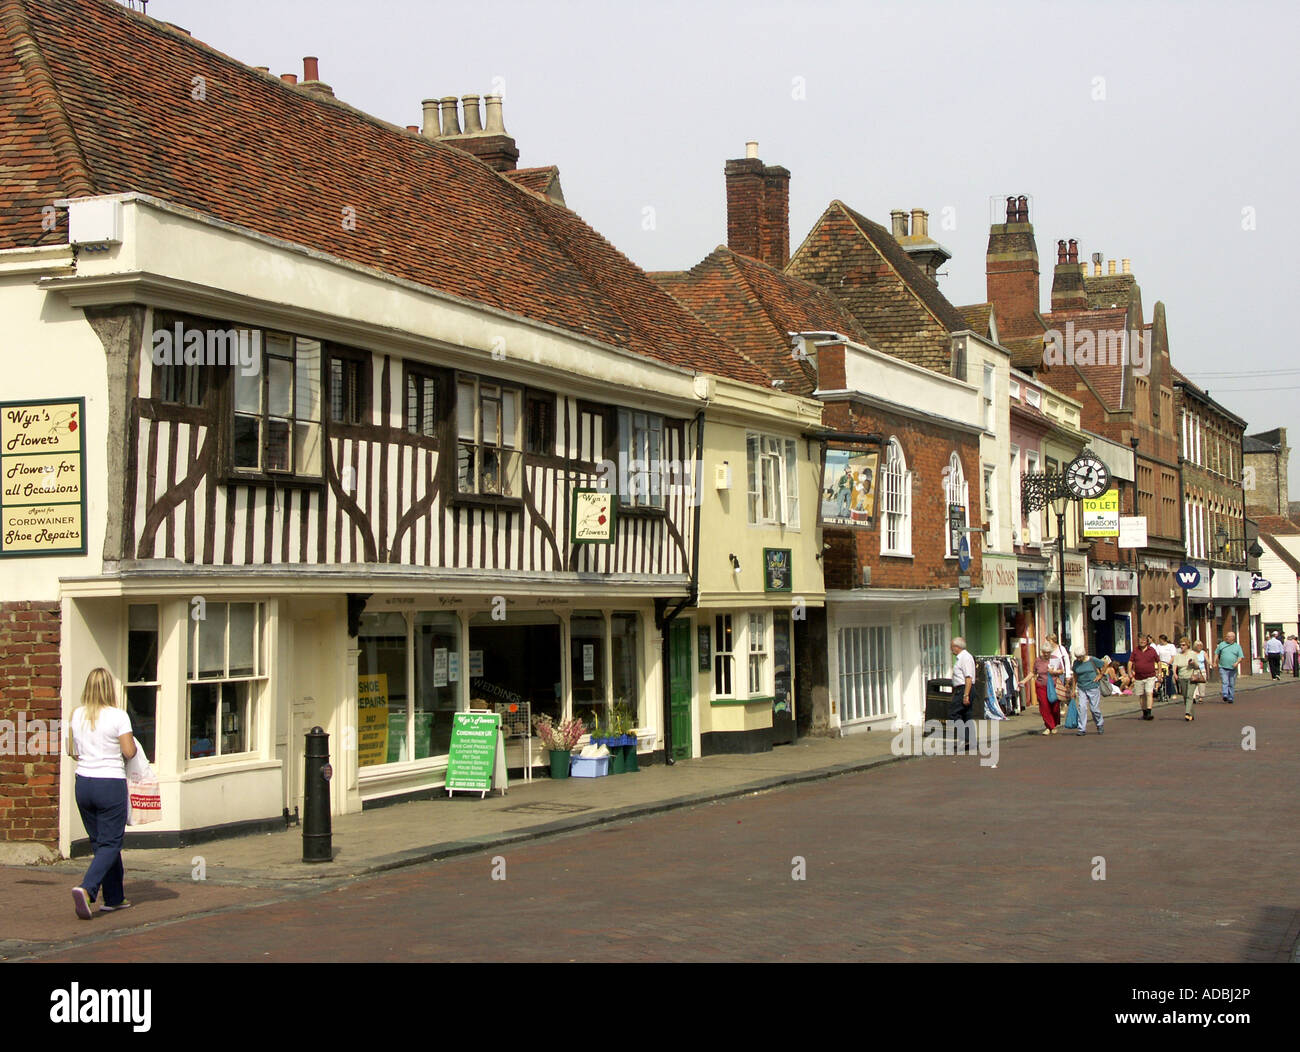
160, 0, 1299, 489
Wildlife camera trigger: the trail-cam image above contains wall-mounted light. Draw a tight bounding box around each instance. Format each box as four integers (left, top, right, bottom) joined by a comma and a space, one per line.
729, 553, 741, 575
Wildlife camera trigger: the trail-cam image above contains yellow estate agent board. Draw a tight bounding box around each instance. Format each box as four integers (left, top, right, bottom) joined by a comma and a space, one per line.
0, 399, 87, 557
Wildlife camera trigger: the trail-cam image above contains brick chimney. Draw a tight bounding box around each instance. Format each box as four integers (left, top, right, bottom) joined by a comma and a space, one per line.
423, 94, 519, 172
725, 142, 790, 270
986, 194, 1040, 336
1050, 237, 1087, 310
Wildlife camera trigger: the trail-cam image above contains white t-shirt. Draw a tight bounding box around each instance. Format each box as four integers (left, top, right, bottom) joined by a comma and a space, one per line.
1047, 645, 1073, 680
1155, 643, 1176, 665
70, 705, 133, 779
951, 650, 977, 690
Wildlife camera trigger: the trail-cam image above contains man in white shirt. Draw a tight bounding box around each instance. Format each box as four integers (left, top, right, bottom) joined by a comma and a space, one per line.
949, 637, 977, 752
1264, 631, 1284, 679
1155, 634, 1177, 696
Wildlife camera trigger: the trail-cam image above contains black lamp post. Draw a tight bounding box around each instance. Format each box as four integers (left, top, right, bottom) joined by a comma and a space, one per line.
1050, 492, 1070, 649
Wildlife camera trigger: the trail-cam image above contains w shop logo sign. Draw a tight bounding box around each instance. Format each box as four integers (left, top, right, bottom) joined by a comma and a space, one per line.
1175, 564, 1201, 589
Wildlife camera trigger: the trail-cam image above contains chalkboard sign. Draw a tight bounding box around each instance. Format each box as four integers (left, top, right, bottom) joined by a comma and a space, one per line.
445, 711, 505, 797
697, 624, 711, 672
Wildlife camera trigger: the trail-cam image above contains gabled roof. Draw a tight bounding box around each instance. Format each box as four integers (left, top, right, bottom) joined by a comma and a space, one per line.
503, 165, 565, 205
0, 0, 770, 388
1041, 305, 1134, 411
1254, 515, 1300, 536
1244, 435, 1278, 453
1261, 534, 1300, 578
785, 200, 970, 374
652, 246, 869, 396
957, 302, 993, 340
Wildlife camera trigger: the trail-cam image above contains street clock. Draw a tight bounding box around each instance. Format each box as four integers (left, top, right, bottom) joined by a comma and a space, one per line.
1064, 452, 1110, 500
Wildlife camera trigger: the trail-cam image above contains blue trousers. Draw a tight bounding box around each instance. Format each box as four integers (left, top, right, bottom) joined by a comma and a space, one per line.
1220, 667, 1237, 702
74, 775, 128, 905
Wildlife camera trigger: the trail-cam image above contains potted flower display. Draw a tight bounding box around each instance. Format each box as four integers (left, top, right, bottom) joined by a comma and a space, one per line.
589, 703, 637, 774
534, 714, 586, 779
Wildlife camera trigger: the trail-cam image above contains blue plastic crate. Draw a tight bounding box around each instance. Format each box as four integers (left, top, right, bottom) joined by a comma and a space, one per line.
569, 755, 610, 778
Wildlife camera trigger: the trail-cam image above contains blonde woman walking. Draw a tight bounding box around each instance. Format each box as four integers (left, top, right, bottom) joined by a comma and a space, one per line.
1191, 641, 1208, 705
65, 668, 137, 919
1171, 637, 1198, 721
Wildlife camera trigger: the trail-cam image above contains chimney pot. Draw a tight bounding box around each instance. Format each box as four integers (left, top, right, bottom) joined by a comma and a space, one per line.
281, 73, 298, 85
439, 96, 462, 137
462, 94, 484, 135
1005, 196, 1016, 222
1017, 195, 1028, 222
1122, 258, 1131, 274
1056, 239, 1068, 265
890, 210, 909, 239
910, 208, 927, 238
483, 95, 507, 135
1108, 259, 1117, 275
1067, 238, 1078, 264
745, 141, 759, 159
421, 99, 440, 140
303, 56, 320, 82
406, 125, 419, 133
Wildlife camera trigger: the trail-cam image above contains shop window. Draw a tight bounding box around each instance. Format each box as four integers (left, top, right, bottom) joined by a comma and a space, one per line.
714, 614, 734, 697
404, 364, 439, 438
329, 350, 368, 426
188, 602, 263, 759
125, 605, 159, 761
525, 394, 555, 455
747, 612, 768, 694
919, 623, 949, 683
611, 612, 641, 725
468, 612, 562, 722
233, 334, 322, 477
617, 408, 664, 509
570, 612, 606, 727
746, 435, 799, 526
413, 611, 461, 760
457, 377, 522, 497
881, 437, 912, 556
357, 612, 411, 767
838, 625, 893, 722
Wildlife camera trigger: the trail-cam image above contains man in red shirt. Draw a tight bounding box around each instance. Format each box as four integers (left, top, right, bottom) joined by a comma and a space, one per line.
1128, 635, 1160, 721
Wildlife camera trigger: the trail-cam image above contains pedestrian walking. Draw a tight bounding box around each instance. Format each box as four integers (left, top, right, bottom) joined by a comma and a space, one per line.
1192, 641, 1208, 704
948, 637, 976, 752
1264, 631, 1284, 679
65, 667, 137, 920
1128, 634, 1160, 720
1171, 637, 1198, 721
1069, 646, 1105, 736
1019, 647, 1058, 734
1215, 631, 1245, 703
1285, 634, 1300, 677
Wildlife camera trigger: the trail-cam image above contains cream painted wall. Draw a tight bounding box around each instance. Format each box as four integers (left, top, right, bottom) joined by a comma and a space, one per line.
0, 269, 110, 600
1255, 545, 1299, 628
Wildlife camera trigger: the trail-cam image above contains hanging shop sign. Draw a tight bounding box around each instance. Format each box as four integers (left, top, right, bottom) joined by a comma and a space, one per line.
764, 547, 792, 592
571, 488, 616, 544
1017, 570, 1046, 595
1047, 552, 1088, 593
1252, 573, 1272, 592
948, 504, 966, 558
1082, 488, 1120, 538
445, 711, 506, 797
1175, 564, 1201, 590
820, 445, 880, 528
1118, 516, 1147, 549
0, 398, 87, 558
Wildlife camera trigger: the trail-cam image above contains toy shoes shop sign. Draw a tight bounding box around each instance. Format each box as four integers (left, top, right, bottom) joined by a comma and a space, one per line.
1, 399, 87, 558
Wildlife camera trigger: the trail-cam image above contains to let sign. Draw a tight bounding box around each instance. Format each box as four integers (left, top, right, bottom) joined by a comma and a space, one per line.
1, 399, 87, 557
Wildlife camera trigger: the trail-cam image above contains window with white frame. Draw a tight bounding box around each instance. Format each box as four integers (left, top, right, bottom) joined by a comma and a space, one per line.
983, 465, 997, 551
943, 452, 970, 558
919, 623, 949, 683
1025, 387, 1042, 410
233, 334, 322, 477
617, 408, 664, 509
1009, 379, 1021, 401
838, 625, 894, 722
747, 434, 799, 526
1009, 444, 1022, 545
1025, 450, 1042, 544
748, 612, 768, 695
881, 437, 912, 556
125, 605, 159, 762
713, 614, 734, 697
188, 602, 264, 759
982, 364, 995, 433
457, 377, 522, 497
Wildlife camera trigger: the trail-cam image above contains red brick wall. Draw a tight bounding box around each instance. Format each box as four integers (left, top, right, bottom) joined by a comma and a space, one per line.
0, 601, 61, 846
821, 397, 981, 592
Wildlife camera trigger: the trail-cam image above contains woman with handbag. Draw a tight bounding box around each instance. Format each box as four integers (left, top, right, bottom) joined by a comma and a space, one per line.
65, 667, 137, 919
1171, 637, 1199, 721
1018, 649, 1059, 735
1070, 647, 1106, 735
1191, 641, 1208, 704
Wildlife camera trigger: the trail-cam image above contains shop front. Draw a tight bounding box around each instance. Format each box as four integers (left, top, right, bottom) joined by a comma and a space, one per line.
1087, 565, 1138, 661
1184, 563, 1212, 648
1045, 552, 1087, 652
968, 552, 1019, 656
1210, 568, 1253, 667
1013, 562, 1048, 678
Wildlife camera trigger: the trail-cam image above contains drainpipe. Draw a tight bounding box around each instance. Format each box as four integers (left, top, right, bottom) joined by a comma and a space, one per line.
655, 408, 705, 767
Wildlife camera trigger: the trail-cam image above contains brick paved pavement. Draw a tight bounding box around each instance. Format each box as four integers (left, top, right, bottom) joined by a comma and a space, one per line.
15, 681, 1299, 962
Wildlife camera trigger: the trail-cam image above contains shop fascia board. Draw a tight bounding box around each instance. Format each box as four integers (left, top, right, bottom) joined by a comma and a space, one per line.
42, 193, 704, 416
58, 567, 691, 600
693, 591, 825, 608
825, 588, 976, 604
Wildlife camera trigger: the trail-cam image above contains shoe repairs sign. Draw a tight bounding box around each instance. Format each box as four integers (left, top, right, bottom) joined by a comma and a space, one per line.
1, 398, 87, 557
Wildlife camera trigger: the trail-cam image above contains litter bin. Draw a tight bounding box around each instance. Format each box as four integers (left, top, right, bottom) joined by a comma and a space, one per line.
925, 679, 954, 723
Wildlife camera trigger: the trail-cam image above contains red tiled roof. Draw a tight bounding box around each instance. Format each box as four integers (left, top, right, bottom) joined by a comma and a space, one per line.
652, 246, 869, 396
1041, 306, 1133, 410
0, 0, 770, 388
1255, 515, 1300, 536
503, 165, 563, 203
956, 302, 993, 338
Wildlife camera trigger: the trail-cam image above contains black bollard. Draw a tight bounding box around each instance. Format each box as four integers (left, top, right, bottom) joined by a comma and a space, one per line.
302, 726, 333, 863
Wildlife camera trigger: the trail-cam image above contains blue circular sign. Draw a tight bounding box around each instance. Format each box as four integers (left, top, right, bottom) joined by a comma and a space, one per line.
1175, 564, 1201, 589
958, 535, 971, 572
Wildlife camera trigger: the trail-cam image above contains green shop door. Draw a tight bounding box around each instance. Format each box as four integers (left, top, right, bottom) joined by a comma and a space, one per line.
669, 620, 693, 760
